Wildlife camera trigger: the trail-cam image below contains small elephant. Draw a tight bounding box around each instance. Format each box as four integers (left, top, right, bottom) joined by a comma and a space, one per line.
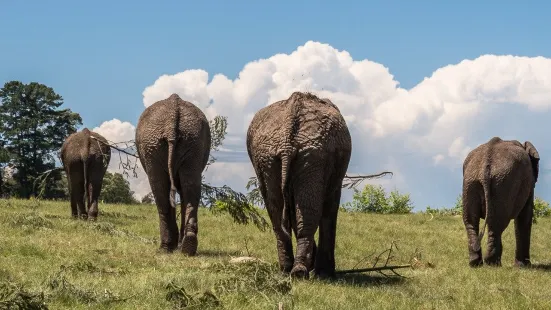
135, 93, 211, 255
60, 128, 111, 220
462, 136, 540, 267
246, 91, 352, 279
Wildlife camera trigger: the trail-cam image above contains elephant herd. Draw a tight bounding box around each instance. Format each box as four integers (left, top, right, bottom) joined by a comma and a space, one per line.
58, 91, 541, 279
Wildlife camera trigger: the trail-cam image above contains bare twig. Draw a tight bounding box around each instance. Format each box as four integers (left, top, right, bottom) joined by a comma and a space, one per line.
335, 242, 412, 278
89, 136, 139, 179
341, 171, 394, 189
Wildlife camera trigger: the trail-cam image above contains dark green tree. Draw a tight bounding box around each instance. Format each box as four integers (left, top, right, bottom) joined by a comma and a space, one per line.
0, 81, 82, 198
99, 171, 138, 204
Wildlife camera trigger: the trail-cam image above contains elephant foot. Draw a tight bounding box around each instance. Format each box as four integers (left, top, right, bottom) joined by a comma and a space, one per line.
87, 216, 97, 222
483, 257, 502, 267
514, 258, 532, 268
181, 233, 198, 256
280, 261, 294, 274
314, 269, 335, 280
468, 249, 483, 267
469, 259, 483, 268
290, 263, 309, 279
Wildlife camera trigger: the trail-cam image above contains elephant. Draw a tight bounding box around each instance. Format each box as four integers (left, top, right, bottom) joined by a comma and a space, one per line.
462, 136, 540, 267
246, 91, 352, 279
135, 93, 211, 256
60, 128, 111, 220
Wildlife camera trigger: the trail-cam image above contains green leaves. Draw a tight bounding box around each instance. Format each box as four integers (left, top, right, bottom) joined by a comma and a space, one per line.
343, 184, 414, 214
0, 81, 82, 198
99, 172, 139, 205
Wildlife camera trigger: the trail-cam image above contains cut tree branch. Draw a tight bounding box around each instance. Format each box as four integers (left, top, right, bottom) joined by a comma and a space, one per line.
335, 241, 411, 278
341, 171, 394, 189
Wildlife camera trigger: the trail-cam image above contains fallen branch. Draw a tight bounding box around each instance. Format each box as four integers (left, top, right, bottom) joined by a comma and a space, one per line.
335, 241, 411, 278
341, 171, 394, 189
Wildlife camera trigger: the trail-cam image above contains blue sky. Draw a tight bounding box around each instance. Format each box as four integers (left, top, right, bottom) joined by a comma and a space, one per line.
1, 0, 550, 209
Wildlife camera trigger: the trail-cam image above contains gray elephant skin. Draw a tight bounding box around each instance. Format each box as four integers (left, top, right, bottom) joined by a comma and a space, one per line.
60, 128, 111, 220
246, 91, 352, 279
135, 93, 211, 256
462, 136, 540, 267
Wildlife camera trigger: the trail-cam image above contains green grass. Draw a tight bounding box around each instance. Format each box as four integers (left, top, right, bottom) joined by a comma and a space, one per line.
1, 198, 551, 309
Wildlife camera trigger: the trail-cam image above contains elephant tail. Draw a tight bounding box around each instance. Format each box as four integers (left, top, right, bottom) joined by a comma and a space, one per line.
280, 92, 303, 240
83, 128, 91, 210
281, 153, 293, 240
167, 139, 178, 209
478, 154, 495, 249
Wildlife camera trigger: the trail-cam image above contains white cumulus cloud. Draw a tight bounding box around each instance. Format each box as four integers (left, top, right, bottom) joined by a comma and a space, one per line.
97, 41, 551, 209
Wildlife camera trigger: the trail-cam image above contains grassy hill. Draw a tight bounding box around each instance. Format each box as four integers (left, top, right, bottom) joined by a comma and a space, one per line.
1, 199, 550, 309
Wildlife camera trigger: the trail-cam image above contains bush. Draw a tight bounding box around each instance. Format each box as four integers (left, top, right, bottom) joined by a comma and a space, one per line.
423, 195, 462, 216
343, 184, 413, 214
99, 172, 138, 204
533, 196, 551, 223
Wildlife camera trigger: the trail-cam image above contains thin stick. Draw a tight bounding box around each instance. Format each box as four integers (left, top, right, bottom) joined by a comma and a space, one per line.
335, 265, 411, 275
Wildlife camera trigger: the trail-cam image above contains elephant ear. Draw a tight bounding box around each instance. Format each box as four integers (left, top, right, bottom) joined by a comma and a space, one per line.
524, 141, 540, 183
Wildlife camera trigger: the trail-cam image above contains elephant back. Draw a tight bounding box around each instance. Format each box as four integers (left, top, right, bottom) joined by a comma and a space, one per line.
247, 91, 351, 158
135, 93, 211, 171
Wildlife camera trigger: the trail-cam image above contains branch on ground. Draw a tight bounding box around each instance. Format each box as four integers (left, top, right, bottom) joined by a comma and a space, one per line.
335, 241, 411, 278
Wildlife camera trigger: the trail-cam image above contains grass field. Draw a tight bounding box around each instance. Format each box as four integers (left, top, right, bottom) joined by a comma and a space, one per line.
1, 198, 551, 309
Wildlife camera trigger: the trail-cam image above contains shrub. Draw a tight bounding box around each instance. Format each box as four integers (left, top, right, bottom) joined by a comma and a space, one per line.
533, 196, 551, 223
343, 184, 413, 214
423, 195, 462, 216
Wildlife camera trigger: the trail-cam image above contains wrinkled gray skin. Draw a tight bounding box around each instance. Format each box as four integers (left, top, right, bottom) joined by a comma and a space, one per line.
135, 94, 211, 256
60, 128, 111, 220
462, 136, 540, 267
246, 91, 352, 279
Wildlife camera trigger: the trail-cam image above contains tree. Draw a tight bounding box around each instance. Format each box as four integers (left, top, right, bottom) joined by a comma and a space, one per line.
141, 192, 154, 204
99, 171, 138, 204
0, 81, 82, 198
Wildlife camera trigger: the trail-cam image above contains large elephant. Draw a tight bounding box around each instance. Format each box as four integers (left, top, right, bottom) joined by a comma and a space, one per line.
462, 136, 540, 267
246, 91, 352, 279
60, 128, 111, 220
135, 93, 211, 256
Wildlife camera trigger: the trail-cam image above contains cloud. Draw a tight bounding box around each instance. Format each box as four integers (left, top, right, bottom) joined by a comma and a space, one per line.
92, 119, 150, 200
101, 41, 551, 209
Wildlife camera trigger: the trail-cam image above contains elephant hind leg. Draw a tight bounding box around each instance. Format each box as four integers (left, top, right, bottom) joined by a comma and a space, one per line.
178, 170, 202, 256
256, 159, 294, 273
514, 191, 534, 267
68, 163, 87, 220
148, 167, 179, 253
314, 187, 340, 279
86, 160, 106, 220
462, 182, 483, 267
289, 161, 326, 279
